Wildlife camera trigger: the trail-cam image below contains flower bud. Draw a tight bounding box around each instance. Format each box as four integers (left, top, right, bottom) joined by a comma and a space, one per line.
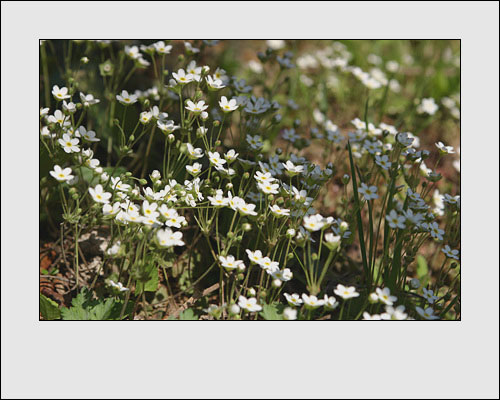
342, 174, 350, 185
214, 140, 221, 147
286, 228, 296, 238
81, 56, 89, 64
410, 278, 420, 289
71, 193, 79, 200
272, 279, 282, 288
248, 288, 256, 297
242, 223, 252, 232
368, 292, 379, 304
293, 119, 301, 128
129, 135, 135, 141
143, 99, 150, 108
213, 120, 220, 128
228, 304, 240, 316
168, 134, 175, 143
139, 179, 148, 185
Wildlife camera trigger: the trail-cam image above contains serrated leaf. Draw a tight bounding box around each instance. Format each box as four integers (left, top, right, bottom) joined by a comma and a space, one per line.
259, 303, 284, 321
89, 298, 116, 320
61, 306, 89, 320
40, 294, 61, 320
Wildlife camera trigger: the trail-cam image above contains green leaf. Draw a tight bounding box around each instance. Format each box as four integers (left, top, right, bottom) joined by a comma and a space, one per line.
416, 255, 428, 279
40, 294, 61, 320
61, 306, 89, 320
179, 308, 198, 320
259, 303, 284, 321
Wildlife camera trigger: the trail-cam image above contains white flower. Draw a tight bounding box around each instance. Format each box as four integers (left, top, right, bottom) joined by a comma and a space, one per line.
417, 98, 439, 115
103, 202, 121, 216
78, 126, 100, 142
206, 75, 225, 91
184, 42, 200, 54
124, 45, 140, 59
186, 143, 204, 159
324, 233, 341, 251
303, 214, 326, 232
156, 120, 179, 134
165, 213, 186, 229
381, 305, 407, 320
157, 228, 185, 247
386, 210, 406, 229
358, 183, 379, 201
375, 287, 397, 306
302, 293, 325, 309
283, 307, 297, 320
172, 69, 194, 84
269, 204, 290, 217
110, 177, 131, 192
109, 280, 129, 292
246, 134, 264, 150
40, 107, 50, 117
282, 160, 304, 176
208, 191, 229, 207
185, 100, 208, 114
442, 245, 459, 260
428, 222, 445, 241
227, 193, 245, 211
272, 268, 292, 281
153, 41, 172, 54
334, 284, 360, 300
435, 141, 455, 154
224, 149, 239, 163
62, 100, 76, 113
363, 312, 382, 320
245, 249, 263, 264
284, 293, 303, 307
422, 288, 439, 304
237, 202, 258, 216
258, 181, 279, 195
219, 255, 244, 270
416, 306, 439, 320
139, 111, 153, 124
266, 40, 285, 50
58, 134, 80, 153
396, 132, 414, 147
141, 200, 158, 217
258, 257, 280, 275
207, 151, 226, 169
254, 171, 275, 184
375, 154, 392, 170
49, 165, 74, 182
186, 162, 202, 176
52, 85, 70, 100
116, 90, 138, 105
219, 96, 238, 113
238, 296, 262, 313
79, 92, 100, 107
323, 295, 339, 310
89, 184, 112, 204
